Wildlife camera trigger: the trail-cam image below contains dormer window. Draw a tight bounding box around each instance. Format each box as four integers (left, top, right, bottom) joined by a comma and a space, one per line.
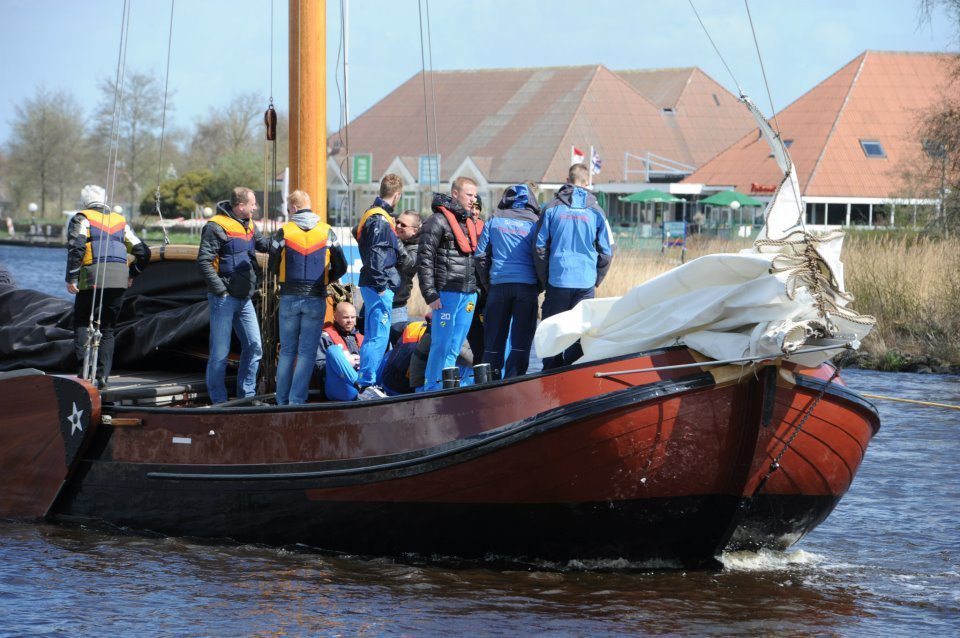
860, 140, 886, 158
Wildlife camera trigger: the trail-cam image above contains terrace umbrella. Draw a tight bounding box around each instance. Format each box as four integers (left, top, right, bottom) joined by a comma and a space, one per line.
699, 190, 763, 207
619, 189, 682, 203
619, 190, 682, 227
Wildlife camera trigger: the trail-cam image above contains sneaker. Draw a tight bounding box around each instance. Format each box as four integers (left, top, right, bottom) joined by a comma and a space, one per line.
356, 385, 388, 401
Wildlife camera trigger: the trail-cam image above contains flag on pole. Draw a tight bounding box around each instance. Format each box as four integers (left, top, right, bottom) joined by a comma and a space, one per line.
571, 146, 585, 165
591, 149, 602, 176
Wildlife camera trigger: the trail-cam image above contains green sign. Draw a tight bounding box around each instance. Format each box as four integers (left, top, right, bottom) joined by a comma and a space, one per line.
352, 154, 372, 184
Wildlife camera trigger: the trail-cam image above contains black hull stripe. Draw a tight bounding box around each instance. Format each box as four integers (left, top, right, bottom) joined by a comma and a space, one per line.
145, 373, 715, 482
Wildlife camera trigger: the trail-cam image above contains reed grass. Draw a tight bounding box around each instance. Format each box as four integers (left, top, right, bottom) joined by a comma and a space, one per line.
409, 232, 960, 365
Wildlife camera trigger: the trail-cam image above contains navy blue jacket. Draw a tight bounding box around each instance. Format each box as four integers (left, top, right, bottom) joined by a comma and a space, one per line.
534, 184, 613, 289
356, 197, 401, 293
475, 184, 540, 288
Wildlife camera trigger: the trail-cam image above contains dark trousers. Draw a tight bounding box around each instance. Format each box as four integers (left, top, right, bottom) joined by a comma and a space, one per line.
73, 287, 125, 383
482, 282, 540, 378
540, 284, 595, 370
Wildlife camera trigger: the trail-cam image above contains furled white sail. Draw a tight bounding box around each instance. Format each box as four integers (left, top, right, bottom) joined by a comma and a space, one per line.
534, 97, 875, 368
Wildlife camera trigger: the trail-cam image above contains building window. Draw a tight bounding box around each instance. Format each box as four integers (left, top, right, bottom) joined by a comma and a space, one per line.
712, 93, 721, 106
859, 140, 886, 158
662, 108, 675, 114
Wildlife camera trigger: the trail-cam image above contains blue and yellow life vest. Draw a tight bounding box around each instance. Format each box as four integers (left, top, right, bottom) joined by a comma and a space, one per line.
279, 221, 331, 290
208, 213, 255, 276
81, 209, 128, 266
354, 207, 395, 241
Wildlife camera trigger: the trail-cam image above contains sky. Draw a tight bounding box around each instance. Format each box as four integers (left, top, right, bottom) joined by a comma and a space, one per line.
0, 0, 956, 146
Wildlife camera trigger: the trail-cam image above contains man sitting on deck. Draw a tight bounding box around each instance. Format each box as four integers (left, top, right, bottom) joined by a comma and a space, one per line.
316, 301, 375, 401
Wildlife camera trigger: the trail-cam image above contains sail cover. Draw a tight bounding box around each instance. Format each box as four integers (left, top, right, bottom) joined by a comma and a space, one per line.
534, 97, 875, 368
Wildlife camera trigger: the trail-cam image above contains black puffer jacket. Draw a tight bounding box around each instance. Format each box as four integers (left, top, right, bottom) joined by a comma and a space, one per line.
417, 194, 479, 304
393, 238, 419, 309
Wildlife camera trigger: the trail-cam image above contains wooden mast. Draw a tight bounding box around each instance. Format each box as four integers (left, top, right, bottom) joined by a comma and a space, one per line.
289, 0, 326, 221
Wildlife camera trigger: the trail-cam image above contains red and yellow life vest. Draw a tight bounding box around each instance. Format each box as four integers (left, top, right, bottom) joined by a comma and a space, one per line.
81, 209, 128, 266
279, 221, 331, 288
438, 207, 482, 254
208, 214, 255, 276
354, 206, 396, 241
400, 320, 427, 344
323, 324, 364, 353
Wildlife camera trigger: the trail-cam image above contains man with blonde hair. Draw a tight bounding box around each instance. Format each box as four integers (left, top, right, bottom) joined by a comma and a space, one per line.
534, 164, 613, 369
353, 173, 403, 394
416, 176, 482, 391
268, 189, 347, 404
198, 186, 270, 404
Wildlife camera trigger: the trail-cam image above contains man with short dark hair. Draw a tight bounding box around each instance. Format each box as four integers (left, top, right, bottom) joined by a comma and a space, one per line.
354, 174, 403, 392
197, 186, 269, 404
535, 164, 614, 369
391, 210, 421, 331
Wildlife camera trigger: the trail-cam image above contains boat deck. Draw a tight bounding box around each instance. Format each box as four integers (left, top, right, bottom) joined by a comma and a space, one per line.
99, 370, 217, 406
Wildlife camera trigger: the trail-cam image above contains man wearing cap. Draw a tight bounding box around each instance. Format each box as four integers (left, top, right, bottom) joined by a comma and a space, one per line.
476, 182, 541, 379
66, 184, 151, 388
197, 186, 270, 404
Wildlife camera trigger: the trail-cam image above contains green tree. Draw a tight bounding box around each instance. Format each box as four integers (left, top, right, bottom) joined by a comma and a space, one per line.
5, 86, 86, 216
139, 169, 215, 217
206, 150, 262, 202
94, 70, 173, 217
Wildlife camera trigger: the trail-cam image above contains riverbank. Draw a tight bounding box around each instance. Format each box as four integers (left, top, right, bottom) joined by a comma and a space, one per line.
6, 229, 957, 372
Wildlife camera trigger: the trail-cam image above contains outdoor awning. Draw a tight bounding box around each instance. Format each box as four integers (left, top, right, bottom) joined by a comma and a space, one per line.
700, 190, 763, 207
619, 189, 682, 204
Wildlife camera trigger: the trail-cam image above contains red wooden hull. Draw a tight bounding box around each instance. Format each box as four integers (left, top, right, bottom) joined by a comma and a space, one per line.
0, 349, 879, 566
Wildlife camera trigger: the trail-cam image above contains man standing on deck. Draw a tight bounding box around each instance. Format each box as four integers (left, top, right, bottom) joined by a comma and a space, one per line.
66, 184, 151, 388
354, 174, 404, 393
476, 183, 541, 379
197, 186, 270, 405
417, 176, 481, 391
268, 189, 347, 405
534, 164, 614, 370
390, 209, 422, 342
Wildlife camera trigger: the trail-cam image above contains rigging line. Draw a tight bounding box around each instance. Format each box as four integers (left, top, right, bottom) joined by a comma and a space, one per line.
269, 0, 274, 104
153, 0, 175, 246
744, 0, 782, 137
687, 0, 744, 96
296, 0, 301, 186
425, 0, 440, 192
86, 0, 131, 383
334, 0, 349, 187
417, 0, 434, 193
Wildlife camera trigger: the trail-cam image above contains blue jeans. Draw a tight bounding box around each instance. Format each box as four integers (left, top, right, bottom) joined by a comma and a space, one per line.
276, 295, 326, 405
423, 290, 478, 391
483, 283, 539, 378
205, 293, 263, 404
358, 286, 394, 386
540, 284, 594, 370
325, 343, 359, 401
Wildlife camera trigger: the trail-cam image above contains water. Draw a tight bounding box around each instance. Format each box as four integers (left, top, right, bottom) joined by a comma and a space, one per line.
1, 244, 958, 636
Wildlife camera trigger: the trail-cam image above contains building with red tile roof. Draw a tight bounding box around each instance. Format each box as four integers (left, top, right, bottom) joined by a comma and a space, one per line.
325, 64, 755, 221
685, 51, 954, 227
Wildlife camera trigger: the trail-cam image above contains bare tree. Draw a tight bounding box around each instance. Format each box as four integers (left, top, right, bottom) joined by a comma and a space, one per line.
5, 86, 86, 216
187, 92, 265, 170
94, 70, 171, 216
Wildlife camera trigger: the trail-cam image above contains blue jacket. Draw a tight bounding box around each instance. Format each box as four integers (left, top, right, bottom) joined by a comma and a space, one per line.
475, 184, 540, 288
534, 184, 613, 289
356, 197, 401, 293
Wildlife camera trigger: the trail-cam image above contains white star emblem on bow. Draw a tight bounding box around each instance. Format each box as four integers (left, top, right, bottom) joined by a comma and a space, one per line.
67, 402, 84, 435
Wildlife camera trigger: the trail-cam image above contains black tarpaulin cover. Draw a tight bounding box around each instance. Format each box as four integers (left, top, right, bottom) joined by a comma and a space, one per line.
0, 258, 210, 372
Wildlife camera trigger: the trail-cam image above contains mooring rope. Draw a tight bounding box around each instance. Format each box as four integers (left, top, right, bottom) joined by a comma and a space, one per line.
861, 393, 960, 411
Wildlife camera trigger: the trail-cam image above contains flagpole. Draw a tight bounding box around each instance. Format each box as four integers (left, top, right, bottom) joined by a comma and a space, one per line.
588, 145, 594, 189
